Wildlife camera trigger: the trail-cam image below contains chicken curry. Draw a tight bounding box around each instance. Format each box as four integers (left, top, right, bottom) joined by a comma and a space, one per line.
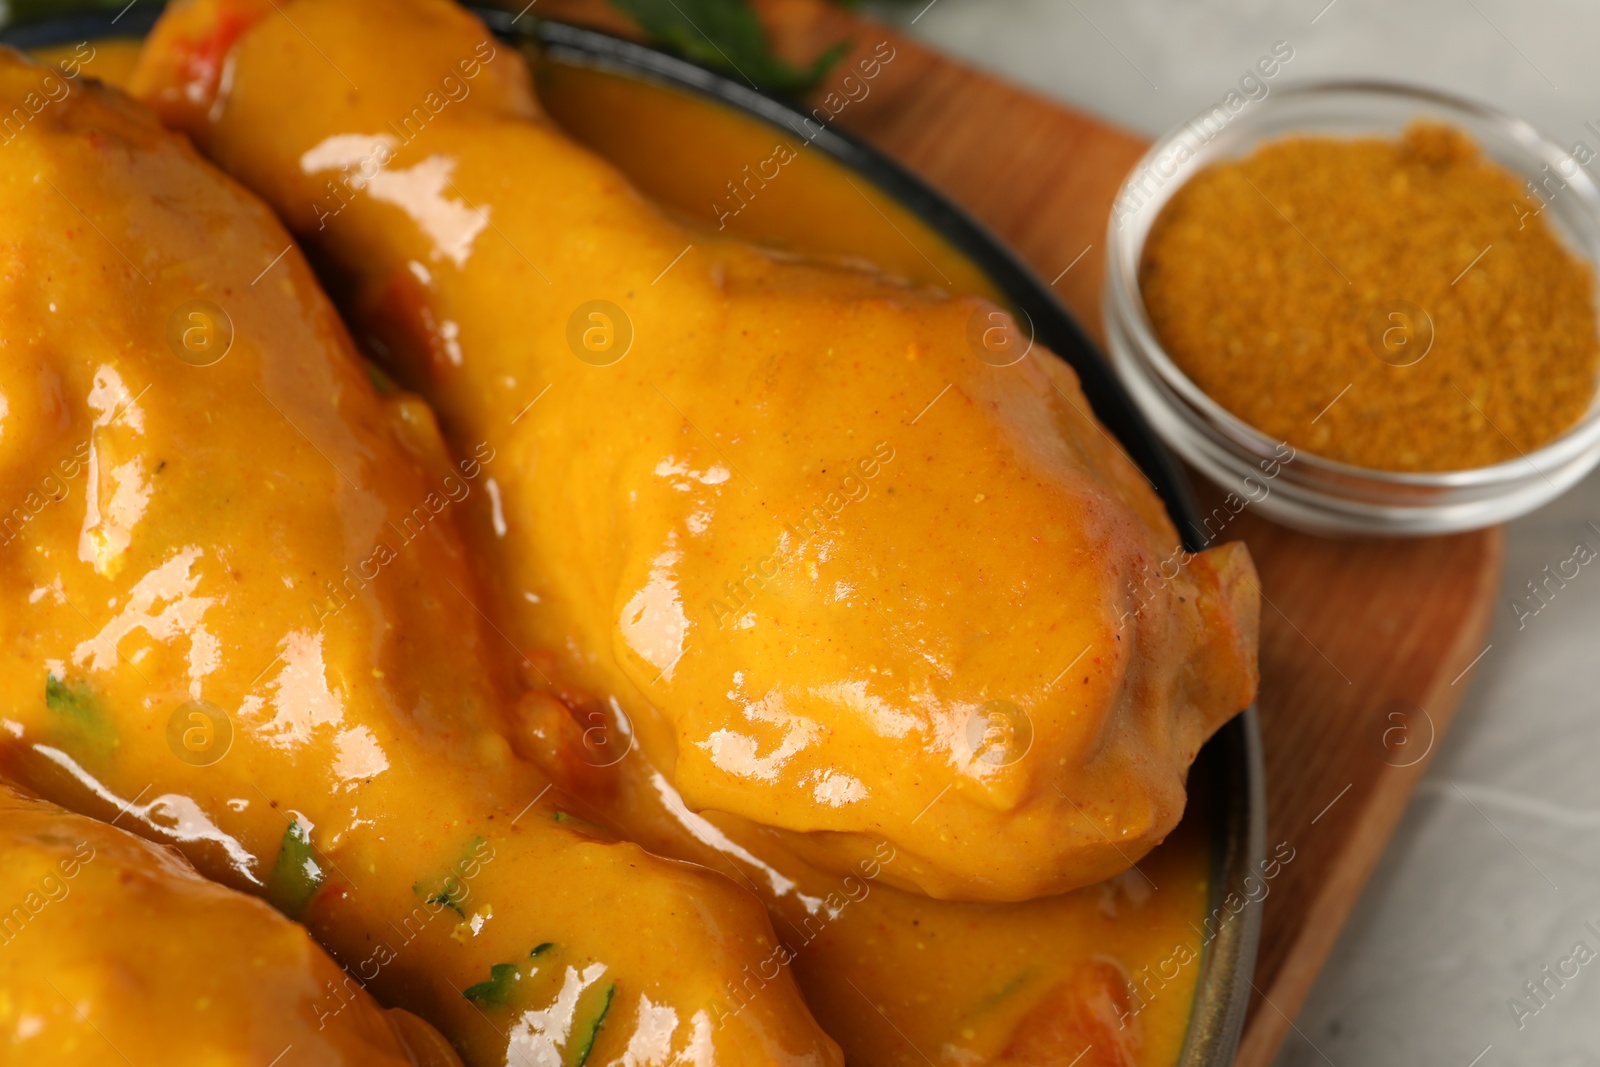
0, 6, 1261, 1066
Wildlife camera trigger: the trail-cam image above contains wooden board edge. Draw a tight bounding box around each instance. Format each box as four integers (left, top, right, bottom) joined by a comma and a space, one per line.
1233, 524, 1506, 1066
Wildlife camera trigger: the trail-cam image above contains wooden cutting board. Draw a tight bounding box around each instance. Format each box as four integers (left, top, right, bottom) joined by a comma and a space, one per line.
531, 1, 1506, 1061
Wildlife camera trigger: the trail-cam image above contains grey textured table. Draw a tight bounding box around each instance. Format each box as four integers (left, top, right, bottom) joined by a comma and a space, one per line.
864, 1, 1600, 1063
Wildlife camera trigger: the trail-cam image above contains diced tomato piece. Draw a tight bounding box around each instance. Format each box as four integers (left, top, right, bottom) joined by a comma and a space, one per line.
998, 959, 1141, 1067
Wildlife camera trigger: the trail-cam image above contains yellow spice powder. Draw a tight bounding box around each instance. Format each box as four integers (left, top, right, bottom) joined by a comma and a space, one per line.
1139, 123, 1600, 471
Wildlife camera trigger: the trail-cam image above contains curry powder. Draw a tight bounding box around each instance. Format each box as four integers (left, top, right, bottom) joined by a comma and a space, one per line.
1139, 123, 1599, 471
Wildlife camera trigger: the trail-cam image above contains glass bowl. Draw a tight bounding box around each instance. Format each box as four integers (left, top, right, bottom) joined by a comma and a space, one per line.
1103, 81, 1600, 537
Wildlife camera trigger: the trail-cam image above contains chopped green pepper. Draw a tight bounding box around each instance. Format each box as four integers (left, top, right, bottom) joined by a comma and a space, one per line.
551, 811, 608, 837
570, 982, 616, 1067
461, 944, 560, 1009
266, 819, 325, 919
462, 962, 522, 1006
412, 834, 486, 915
44, 672, 114, 758
423, 889, 466, 917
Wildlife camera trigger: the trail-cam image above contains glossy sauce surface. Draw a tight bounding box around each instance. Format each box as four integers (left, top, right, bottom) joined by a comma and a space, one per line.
132, 0, 1257, 905
127, 2, 1253, 1063
534, 59, 997, 300
0, 47, 839, 1067
0, 784, 463, 1067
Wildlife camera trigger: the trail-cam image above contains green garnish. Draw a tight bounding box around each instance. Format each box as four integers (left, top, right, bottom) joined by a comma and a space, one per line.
45, 673, 90, 716
412, 835, 486, 915
551, 812, 608, 836
979, 969, 1035, 1010
424, 890, 466, 917
44, 673, 114, 758
463, 962, 522, 1006
461, 945, 558, 1008
607, 0, 846, 93
364, 360, 401, 396
266, 820, 325, 919
569, 982, 616, 1067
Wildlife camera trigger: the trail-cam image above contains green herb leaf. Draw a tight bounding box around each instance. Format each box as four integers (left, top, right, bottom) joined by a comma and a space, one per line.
551, 810, 618, 841
364, 360, 401, 396
569, 982, 616, 1067
607, 0, 846, 93
979, 968, 1035, 1009
266, 819, 325, 919
46, 673, 94, 720
411, 834, 486, 916
460, 944, 558, 1008
44, 673, 115, 758
424, 890, 466, 917
463, 962, 522, 1006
